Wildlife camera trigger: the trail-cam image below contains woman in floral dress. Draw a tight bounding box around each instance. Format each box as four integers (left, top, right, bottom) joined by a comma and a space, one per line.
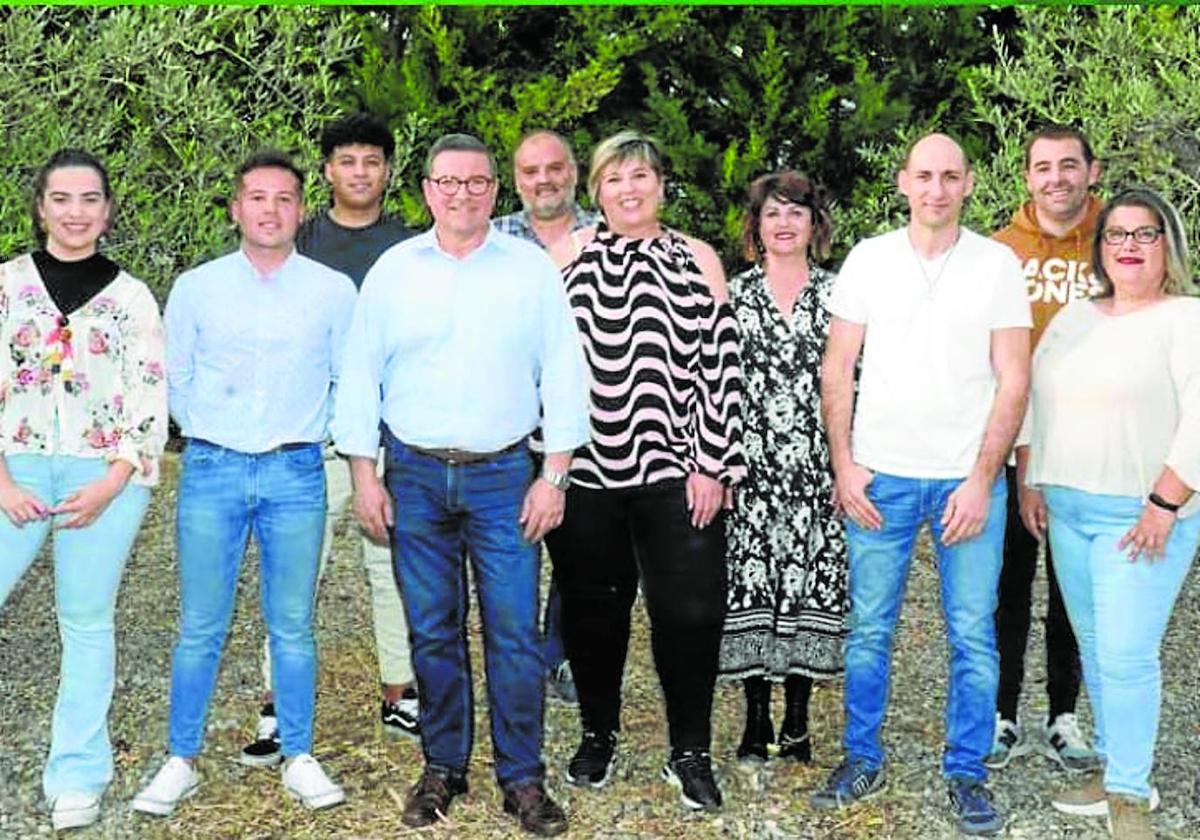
719, 171, 848, 764
0, 150, 167, 830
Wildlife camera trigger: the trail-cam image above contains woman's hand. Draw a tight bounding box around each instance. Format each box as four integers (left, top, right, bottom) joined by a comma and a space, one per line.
0, 480, 50, 527
51, 470, 129, 529
686, 472, 724, 529
1019, 486, 1048, 540
1117, 503, 1176, 562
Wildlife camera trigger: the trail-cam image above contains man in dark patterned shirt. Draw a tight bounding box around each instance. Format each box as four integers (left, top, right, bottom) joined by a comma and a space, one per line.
494, 130, 596, 706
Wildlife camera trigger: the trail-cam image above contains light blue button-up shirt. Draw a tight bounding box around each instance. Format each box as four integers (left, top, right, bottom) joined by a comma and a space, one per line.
166, 248, 357, 453
332, 226, 591, 459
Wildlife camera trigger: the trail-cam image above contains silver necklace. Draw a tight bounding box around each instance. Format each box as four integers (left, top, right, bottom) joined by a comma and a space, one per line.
911, 231, 960, 300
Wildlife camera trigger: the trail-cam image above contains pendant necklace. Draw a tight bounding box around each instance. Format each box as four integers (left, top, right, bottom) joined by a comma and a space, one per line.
912, 230, 961, 300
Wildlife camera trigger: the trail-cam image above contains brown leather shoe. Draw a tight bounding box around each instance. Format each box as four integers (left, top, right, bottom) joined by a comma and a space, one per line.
1107, 794, 1154, 840
401, 768, 468, 828
502, 781, 568, 836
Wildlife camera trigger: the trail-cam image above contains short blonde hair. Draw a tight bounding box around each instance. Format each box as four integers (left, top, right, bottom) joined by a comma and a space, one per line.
586, 130, 664, 206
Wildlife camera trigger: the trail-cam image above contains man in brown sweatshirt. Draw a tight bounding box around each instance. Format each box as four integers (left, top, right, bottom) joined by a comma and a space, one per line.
988, 125, 1103, 773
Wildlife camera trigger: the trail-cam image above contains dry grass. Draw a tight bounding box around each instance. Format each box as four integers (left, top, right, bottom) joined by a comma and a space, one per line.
3, 456, 1200, 839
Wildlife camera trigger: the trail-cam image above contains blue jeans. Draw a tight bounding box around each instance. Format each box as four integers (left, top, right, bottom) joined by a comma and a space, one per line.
1044, 486, 1200, 799
842, 472, 1006, 781
168, 440, 325, 757
0, 454, 149, 798
383, 430, 544, 789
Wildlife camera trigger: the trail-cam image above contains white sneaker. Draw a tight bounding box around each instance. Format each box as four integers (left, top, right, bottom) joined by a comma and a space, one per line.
983, 714, 1033, 770
50, 791, 101, 830
130, 757, 200, 816
282, 754, 345, 810
1043, 713, 1101, 772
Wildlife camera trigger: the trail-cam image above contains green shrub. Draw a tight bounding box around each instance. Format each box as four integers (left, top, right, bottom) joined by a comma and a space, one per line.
0, 6, 365, 298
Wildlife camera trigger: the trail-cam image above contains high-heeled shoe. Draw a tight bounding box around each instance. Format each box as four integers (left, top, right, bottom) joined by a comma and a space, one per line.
778, 674, 813, 763
777, 730, 812, 763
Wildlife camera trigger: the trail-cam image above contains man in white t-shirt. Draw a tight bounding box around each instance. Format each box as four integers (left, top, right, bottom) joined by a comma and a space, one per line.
811, 133, 1031, 837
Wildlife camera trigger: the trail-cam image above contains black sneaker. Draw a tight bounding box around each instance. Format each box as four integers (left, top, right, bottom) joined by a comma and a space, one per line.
239, 703, 282, 767
810, 758, 885, 810
382, 687, 420, 739
662, 749, 722, 811
565, 730, 617, 789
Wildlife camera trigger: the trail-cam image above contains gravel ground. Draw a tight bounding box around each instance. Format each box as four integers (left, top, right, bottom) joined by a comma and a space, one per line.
2, 456, 1199, 839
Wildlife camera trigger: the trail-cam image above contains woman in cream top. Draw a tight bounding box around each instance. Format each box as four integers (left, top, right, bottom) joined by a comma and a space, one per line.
0, 150, 166, 831
1016, 188, 1199, 835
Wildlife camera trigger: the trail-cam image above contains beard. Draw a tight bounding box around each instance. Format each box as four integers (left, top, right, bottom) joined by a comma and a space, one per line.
525, 194, 574, 222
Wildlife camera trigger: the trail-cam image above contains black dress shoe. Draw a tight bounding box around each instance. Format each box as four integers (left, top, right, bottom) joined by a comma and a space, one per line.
401, 768, 468, 827
502, 781, 568, 836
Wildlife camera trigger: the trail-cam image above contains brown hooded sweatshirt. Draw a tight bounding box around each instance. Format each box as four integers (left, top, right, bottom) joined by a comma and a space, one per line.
992, 194, 1103, 347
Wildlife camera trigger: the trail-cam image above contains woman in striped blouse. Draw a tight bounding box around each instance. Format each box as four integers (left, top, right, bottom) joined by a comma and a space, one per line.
545, 131, 745, 812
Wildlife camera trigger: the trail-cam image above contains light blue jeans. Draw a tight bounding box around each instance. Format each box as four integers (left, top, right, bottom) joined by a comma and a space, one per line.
168, 440, 325, 758
0, 454, 150, 798
1043, 485, 1200, 799
842, 472, 1006, 782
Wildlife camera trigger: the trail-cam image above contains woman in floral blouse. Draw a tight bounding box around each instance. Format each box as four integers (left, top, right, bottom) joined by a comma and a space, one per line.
0, 149, 167, 831
718, 171, 848, 765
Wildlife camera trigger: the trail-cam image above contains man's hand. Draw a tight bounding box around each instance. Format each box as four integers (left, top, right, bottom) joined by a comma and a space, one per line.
1019, 486, 1048, 540
835, 462, 881, 530
352, 468, 393, 546
940, 474, 992, 546
686, 473, 724, 529
0, 480, 49, 527
520, 479, 565, 542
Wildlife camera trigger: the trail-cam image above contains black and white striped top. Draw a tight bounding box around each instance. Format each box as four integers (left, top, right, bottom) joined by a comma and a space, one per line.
564, 223, 745, 490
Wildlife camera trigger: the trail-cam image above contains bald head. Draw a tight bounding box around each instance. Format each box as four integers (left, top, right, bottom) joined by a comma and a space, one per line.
897, 132, 974, 232
902, 133, 970, 173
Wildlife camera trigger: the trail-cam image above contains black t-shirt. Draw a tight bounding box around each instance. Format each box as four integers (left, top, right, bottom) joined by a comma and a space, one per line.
295, 210, 413, 289
32, 250, 120, 316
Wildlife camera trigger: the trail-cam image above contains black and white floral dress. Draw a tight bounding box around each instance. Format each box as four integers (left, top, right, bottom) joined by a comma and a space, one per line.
718, 264, 848, 680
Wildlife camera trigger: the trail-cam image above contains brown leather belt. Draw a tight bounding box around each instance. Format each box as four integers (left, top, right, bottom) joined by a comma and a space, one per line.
407, 440, 523, 465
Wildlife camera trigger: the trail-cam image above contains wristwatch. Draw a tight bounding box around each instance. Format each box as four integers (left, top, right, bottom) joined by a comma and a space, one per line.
541, 467, 571, 491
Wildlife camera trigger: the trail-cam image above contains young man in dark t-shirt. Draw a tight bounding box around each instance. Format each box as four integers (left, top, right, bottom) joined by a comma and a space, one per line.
240, 114, 417, 767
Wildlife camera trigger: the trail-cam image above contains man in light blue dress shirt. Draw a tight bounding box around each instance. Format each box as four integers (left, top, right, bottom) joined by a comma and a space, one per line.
333, 133, 590, 836
132, 152, 357, 816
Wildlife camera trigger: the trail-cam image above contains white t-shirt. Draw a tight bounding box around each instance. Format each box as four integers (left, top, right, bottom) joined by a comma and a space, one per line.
1023, 297, 1200, 518
829, 226, 1031, 478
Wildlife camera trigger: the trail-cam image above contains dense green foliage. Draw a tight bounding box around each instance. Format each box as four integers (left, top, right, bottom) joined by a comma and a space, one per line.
0, 6, 365, 296
2, 6, 1198, 297
355, 5, 1014, 262
836, 5, 1200, 263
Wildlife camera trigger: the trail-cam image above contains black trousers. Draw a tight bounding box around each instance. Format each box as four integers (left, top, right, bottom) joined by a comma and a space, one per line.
545, 480, 727, 751
995, 465, 1082, 723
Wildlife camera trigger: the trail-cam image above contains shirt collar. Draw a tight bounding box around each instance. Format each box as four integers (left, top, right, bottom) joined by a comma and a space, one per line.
235, 245, 301, 282
416, 224, 507, 261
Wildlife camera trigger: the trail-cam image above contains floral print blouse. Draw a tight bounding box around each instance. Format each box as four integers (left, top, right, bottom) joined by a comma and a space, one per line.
0, 254, 168, 486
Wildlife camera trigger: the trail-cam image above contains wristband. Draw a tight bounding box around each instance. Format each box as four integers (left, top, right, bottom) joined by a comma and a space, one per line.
1148, 492, 1181, 513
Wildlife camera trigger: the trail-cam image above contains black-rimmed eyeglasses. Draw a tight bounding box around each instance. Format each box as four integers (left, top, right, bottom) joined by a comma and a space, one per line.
427, 175, 494, 196
1102, 226, 1164, 246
